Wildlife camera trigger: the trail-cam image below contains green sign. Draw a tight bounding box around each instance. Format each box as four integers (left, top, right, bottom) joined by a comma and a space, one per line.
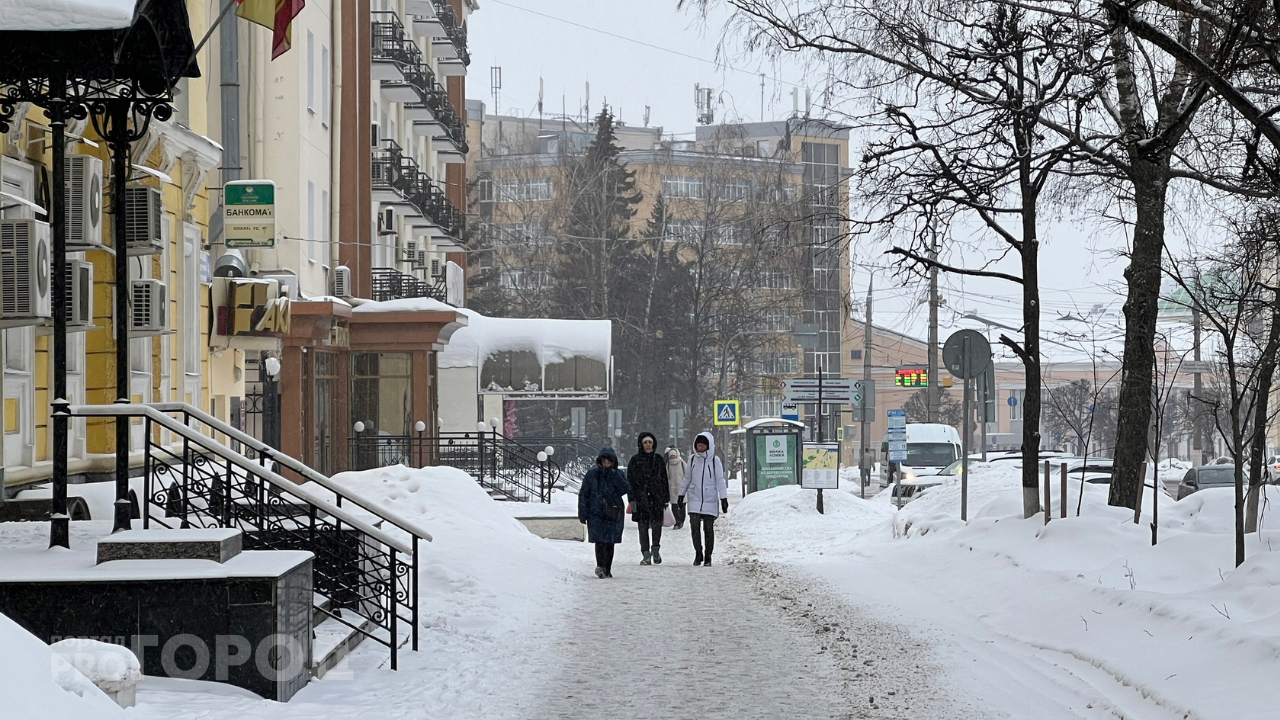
224, 180, 276, 248
756, 433, 798, 490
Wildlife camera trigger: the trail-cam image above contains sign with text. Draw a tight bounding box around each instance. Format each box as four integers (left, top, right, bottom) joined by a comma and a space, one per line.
895, 368, 928, 387
802, 444, 840, 489
755, 433, 798, 489
224, 180, 277, 248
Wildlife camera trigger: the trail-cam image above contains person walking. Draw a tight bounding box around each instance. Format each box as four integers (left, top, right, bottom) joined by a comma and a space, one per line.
627, 432, 669, 565
665, 446, 687, 530
678, 432, 728, 566
578, 446, 631, 578
859, 450, 874, 490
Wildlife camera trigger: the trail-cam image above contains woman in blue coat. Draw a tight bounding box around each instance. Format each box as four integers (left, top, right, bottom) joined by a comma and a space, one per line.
578, 446, 631, 578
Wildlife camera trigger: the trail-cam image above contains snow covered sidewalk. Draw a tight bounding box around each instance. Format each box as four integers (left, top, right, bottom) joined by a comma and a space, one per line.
728, 469, 1280, 720
529, 516, 976, 719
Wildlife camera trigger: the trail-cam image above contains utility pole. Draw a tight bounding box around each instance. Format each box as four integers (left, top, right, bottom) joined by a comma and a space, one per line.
927, 233, 940, 423
861, 277, 873, 482
1192, 305, 1204, 466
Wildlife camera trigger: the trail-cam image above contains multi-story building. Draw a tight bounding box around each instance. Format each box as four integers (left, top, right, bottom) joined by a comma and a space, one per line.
467, 105, 854, 442
203, 0, 475, 474
0, 2, 222, 494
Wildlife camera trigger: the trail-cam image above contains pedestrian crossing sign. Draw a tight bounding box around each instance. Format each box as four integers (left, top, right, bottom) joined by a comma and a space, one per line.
714, 400, 740, 426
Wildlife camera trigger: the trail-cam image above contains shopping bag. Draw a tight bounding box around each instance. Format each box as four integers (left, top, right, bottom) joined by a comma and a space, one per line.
663, 505, 676, 528
626, 502, 633, 515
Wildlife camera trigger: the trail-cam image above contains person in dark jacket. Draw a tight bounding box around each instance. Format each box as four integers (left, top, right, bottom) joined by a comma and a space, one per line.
578, 446, 631, 578
627, 432, 670, 565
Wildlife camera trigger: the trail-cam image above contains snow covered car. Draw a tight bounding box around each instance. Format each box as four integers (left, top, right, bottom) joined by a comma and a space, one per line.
1176, 465, 1237, 500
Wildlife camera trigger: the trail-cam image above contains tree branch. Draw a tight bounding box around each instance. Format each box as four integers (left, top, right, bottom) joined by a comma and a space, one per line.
885, 246, 1025, 284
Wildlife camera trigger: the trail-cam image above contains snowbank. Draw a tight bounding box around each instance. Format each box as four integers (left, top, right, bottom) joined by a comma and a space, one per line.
50, 638, 140, 700
0, 0, 137, 31
729, 465, 1280, 719
319, 465, 576, 636
350, 297, 456, 313
0, 612, 125, 719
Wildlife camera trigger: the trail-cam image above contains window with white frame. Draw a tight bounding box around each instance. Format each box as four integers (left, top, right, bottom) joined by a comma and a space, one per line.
307, 30, 315, 112
478, 178, 493, 202
321, 45, 330, 125
722, 179, 750, 201
322, 190, 330, 261
496, 177, 554, 202
666, 219, 704, 243
760, 271, 794, 290
307, 181, 316, 260
499, 268, 550, 289
1010, 389, 1025, 421
745, 394, 781, 418
761, 309, 794, 332
662, 175, 704, 199
496, 222, 550, 248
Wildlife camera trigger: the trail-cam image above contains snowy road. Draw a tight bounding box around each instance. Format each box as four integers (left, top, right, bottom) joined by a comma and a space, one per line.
530, 518, 979, 720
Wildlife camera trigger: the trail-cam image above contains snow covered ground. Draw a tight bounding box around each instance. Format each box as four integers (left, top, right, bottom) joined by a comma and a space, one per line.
726, 464, 1280, 720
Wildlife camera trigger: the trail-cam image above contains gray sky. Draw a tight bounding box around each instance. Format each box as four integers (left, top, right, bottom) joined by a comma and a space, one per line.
469, 0, 1144, 360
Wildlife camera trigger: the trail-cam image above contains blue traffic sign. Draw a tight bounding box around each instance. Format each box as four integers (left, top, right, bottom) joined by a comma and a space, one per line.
1007, 395, 1018, 407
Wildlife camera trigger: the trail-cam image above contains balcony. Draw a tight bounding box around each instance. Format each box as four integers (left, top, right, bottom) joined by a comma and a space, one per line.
371, 11, 411, 82
370, 11, 468, 156
429, 0, 469, 66
371, 139, 466, 241
371, 267, 446, 303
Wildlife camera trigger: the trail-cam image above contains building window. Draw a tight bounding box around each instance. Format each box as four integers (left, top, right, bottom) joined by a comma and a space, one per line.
762, 309, 794, 333
306, 30, 315, 112
1010, 389, 1025, 421
499, 268, 550, 289
662, 175, 704, 199
478, 178, 493, 202
666, 219, 704, 243
496, 222, 550, 248
351, 353, 413, 437
760, 271, 794, 290
722, 179, 750, 202
321, 45, 330, 125
307, 181, 316, 260
495, 177, 554, 202
322, 190, 330, 257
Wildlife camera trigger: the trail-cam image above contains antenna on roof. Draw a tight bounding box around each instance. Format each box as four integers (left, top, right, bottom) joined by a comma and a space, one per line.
643, 105, 650, 127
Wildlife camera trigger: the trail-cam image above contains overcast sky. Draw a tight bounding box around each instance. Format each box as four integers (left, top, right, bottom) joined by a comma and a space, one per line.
469, 0, 1154, 361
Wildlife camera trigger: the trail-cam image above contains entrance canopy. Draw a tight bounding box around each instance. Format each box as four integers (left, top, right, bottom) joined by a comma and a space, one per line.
0, 0, 199, 86
438, 309, 611, 398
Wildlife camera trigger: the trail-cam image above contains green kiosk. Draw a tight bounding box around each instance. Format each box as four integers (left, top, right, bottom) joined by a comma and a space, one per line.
741, 418, 805, 494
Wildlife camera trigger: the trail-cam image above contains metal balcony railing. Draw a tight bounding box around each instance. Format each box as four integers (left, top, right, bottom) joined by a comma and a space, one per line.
371, 10, 468, 154
371, 267, 446, 303
371, 139, 464, 239
431, 0, 470, 66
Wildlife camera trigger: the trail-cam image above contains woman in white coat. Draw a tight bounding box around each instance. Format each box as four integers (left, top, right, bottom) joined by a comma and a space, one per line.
678, 432, 728, 566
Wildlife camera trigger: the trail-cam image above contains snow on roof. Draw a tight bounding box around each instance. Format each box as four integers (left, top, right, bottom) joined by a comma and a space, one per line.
0, 0, 138, 31
351, 297, 457, 313
438, 308, 611, 369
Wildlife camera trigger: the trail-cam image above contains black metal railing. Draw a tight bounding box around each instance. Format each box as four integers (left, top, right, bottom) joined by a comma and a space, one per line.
371, 138, 465, 239
371, 10, 468, 154
348, 430, 556, 502
371, 267, 446, 302
69, 403, 429, 671
431, 0, 470, 66
513, 436, 600, 491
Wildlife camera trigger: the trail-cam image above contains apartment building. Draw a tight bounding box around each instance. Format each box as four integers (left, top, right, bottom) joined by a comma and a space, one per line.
201, 0, 474, 474
467, 105, 855, 439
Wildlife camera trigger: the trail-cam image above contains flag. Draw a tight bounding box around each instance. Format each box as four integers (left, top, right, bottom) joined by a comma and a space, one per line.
236, 0, 306, 59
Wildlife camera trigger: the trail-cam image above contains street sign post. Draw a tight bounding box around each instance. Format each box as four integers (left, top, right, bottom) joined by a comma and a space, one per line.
943, 330, 993, 521
802, 442, 840, 514
781, 403, 799, 421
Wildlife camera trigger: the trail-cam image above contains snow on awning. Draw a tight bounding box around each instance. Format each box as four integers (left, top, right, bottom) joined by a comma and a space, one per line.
439, 309, 611, 397
0, 0, 138, 31
351, 297, 456, 313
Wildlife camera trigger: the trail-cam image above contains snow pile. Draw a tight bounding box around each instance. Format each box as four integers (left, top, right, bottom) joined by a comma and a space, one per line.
0, 0, 137, 31
0, 612, 125, 719
311, 465, 576, 636
438, 308, 611, 369
730, 463, 1280, 719
350, 297, 456, 313
49, 638, 141, 693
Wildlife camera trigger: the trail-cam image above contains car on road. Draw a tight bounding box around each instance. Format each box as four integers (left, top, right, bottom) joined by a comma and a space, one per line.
1176, 465, 1238, 500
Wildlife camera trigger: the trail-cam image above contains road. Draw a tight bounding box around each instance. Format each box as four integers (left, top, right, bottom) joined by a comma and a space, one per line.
528, 514, 981, 720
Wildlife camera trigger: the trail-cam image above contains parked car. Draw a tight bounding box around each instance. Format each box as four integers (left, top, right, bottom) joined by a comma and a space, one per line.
1268, 455, 1280, 482
1176, 465, 1238, 500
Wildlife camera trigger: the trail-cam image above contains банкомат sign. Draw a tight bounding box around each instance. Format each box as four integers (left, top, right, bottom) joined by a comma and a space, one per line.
225, 180, 276, 248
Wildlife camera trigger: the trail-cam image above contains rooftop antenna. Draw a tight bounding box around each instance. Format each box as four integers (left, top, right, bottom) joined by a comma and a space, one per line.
760, 73, 765, 122
489, 65, 502, 115
792, 87, 799, 116
643, 105, 650, 127
695, 84, 715, 125
538, 77, 544, 129
805, 87, 811, 117
585, 81, 590, 121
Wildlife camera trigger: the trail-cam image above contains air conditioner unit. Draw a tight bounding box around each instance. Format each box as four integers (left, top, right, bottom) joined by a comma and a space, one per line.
0, 219, 52, 321
65, 155, 104, 249
66, 258, 93, 330
430, 257, 440, 276
332, 265, 351, 297
124, 185, 163, 255
130, 279, 167, 333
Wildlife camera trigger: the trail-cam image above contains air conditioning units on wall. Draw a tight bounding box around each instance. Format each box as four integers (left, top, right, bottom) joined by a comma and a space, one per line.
124, 185, 163, 255
66, 259, 93, 330
65, 155, 104, 250
130, 279, 167, 333
0, 219, 52, 322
